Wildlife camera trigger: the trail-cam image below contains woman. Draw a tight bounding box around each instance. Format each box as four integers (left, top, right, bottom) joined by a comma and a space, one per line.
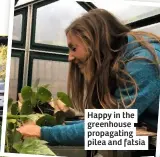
17, 9, 160, 146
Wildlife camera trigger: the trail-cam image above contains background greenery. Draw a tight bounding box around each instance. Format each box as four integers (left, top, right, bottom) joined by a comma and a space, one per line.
0, 45, 7, 80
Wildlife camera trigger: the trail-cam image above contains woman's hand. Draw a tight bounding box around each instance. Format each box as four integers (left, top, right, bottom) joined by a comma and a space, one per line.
50, 99, 77, 117
16, 124, 41, 138
50, 99, 69, 113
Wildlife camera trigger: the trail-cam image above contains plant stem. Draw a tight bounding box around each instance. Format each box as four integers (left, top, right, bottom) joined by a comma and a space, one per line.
7, 114, 27, 119
37, 104, 43, 114
11, 120, 18, 152
6, 133, 9, 152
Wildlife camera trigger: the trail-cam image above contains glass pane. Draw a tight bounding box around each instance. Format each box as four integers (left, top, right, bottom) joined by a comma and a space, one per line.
92, 0, 160, 24
13, 14, 23, 41
134, 22, 160, 36
32, 59, 69, 97
35, 1, 87, 46
9, 57, 19, 100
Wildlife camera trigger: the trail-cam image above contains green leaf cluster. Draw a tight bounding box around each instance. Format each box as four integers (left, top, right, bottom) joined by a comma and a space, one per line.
13, 138, 56, 155
6, 81, 73, 156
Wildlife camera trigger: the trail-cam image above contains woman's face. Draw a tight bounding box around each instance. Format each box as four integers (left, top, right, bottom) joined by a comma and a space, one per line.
66, 32, 90, 74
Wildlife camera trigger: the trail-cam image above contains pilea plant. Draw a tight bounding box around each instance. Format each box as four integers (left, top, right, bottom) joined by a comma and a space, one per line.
6, 81, 73, 156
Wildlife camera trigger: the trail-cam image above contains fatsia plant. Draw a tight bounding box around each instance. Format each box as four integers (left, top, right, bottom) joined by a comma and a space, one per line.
6, 81, 73, 155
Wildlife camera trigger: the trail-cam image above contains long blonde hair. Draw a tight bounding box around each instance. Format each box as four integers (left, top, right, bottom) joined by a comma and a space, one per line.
66, 9, 160, 113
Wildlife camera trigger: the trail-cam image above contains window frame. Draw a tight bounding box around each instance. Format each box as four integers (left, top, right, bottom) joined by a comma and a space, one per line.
12, 7, 28, 48
30, 0, 69, 52
28, 51, 68, 86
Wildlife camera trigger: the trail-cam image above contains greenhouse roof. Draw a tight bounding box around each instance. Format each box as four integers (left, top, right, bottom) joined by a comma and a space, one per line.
15, 0, 160, 24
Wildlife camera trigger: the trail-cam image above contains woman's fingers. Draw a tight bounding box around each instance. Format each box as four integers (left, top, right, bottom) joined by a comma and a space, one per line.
56, 99, 69, 112
16, 124, 41, 138
16, 127, 22, 133
50, 99, 69, 112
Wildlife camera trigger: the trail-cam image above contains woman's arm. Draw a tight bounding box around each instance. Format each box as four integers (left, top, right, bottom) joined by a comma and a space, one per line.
17, 121, 84, 146
41, 121, 84, 146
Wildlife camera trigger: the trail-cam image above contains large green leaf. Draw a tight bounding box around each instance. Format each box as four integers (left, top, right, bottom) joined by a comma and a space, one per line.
7, 119, 16, 130
28, 114, 44, 122
36, 115, 56, 126
13, 138, 56, 156
21, 86, 33, 100
42, 84, 50, 89
7, 122, 15, 130
31, 92, 37, 107
13, 131, 22, 143
11, 102, 19, 115
37, 87, 52, 103
7, 131, 14, 149
20, 100, 33, 115
7, 119, 16, 124
57, 92, 73, 107
12, 141, 23, 152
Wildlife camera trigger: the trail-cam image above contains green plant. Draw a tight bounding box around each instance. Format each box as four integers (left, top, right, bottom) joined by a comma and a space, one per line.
6, 81, 72, 155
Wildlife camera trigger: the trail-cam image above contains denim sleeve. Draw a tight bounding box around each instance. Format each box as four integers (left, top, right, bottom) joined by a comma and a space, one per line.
41, 121, 84, 146
114, 55, 160, 116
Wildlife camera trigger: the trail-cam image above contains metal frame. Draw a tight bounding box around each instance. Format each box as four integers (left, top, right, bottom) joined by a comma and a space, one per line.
15, 0, 45, 10
12, 0, 72, 98
30, 1, 97, 51
15, 0, 19, 6
127, 13, 160, 29
77, 1, 97, 11
30, 0, 70, 52
22, 5, 33, 86
12, 7, 28, 48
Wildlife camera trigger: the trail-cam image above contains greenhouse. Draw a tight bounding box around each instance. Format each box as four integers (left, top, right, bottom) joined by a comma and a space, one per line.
6, 0, 160, 157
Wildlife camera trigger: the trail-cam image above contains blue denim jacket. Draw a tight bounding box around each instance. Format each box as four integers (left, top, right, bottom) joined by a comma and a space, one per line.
41, 35, 160, 146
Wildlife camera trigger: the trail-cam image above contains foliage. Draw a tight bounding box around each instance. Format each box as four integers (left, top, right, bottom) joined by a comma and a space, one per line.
6, 81, 73, 155
0, 45, 7, 80
13, 138, 56, 155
